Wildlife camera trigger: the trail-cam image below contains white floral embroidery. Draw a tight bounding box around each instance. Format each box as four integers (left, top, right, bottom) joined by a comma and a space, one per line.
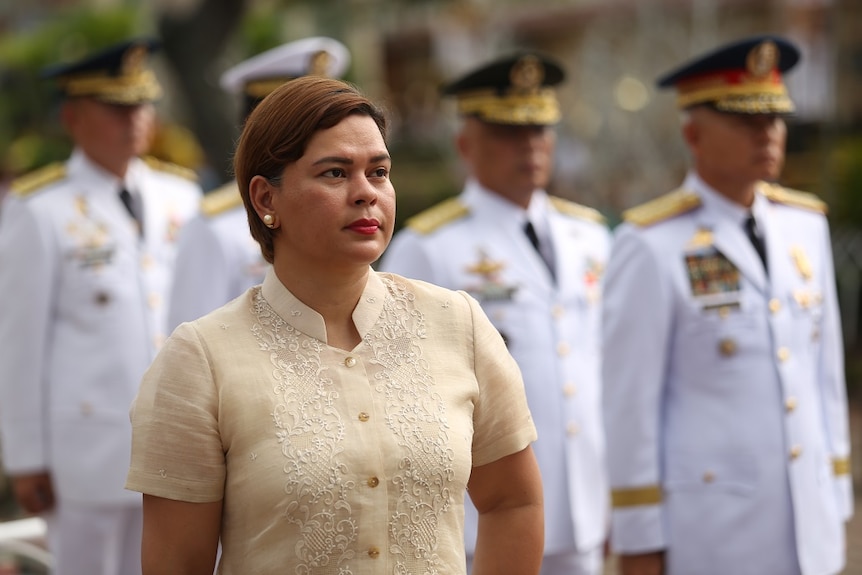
249, 280, 453, 574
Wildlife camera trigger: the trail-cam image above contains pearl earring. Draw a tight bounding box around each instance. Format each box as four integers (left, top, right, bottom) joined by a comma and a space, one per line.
263, 214, 275, 228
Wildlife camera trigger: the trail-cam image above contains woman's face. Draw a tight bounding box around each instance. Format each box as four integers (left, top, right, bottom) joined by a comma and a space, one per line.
270, 114, 395, 270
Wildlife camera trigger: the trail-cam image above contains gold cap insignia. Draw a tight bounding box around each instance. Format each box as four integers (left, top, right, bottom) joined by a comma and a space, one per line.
510, 55, 544, 93
746, 41, 779, 79
122, 45, 148, 76
308, 50, 332, 77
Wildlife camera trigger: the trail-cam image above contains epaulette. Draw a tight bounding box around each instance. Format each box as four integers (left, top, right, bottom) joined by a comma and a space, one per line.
142, 156, 198, 182
201, 182, 243, 218
549, 196, 606, 225
622, 188, 701, 227
405, 197, 469, 235
762, 183, 827, 215
10, 163, 67, 198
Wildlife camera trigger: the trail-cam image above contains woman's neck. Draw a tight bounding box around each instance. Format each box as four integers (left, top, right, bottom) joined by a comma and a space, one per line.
273, 260, 368, 351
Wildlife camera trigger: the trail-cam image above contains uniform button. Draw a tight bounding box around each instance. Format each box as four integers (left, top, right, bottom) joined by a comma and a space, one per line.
563, 383, 577, 397
556, 342, 570, 357
367, 476, 380, 488
552, 305, 565, 319
785, 396, 798, 413
789, 445, 803, 460
702, 471, 715, 483
769, 298, 781, 314
140, 254, 154, 269
811, 329, 820, 342
718, 306, 731, 319
358, 412, 370, 422
95, 292, 111, 306
718, 338, 736, 357
344, 356, 357, 368
80, 402, 93, 417
367, 547, 380, 559
794, 290, 810, 309
148, 293, 162, 309
777, 347, 790, 362
566, 422, 580, 436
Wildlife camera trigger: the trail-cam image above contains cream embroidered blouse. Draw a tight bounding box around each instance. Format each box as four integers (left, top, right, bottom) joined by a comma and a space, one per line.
126, 268, 536, 574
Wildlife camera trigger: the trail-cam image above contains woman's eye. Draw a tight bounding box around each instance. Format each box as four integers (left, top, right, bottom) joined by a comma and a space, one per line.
372, 167, 389, 178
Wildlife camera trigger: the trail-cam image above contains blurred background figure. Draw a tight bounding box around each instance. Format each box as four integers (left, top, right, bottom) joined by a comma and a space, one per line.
602, 35, 853, 575
0, 39, 201, 575
167, 36, 351, 332
380, 52, 611, 575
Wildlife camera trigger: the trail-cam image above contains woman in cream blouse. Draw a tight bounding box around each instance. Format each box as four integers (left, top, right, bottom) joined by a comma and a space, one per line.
126, 76, 543, 575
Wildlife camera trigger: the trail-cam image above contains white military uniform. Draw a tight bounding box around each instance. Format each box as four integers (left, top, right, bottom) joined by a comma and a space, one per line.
167, 182, 267, 331
602, 171, 853, 575
0, 149, 200, 573
380, 179, 611, 570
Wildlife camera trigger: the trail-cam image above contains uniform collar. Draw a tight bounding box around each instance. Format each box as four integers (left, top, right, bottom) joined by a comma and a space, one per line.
69, 148, 146, 194
260, 266, 386, 346
463, 178, 550, 231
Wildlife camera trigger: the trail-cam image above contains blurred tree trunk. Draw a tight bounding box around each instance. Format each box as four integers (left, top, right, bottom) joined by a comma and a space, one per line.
157, 0, 248, 185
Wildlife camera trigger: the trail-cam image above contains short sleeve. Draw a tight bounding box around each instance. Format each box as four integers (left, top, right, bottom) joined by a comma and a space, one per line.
126, 322, 225, 502
462, 291, 537, 467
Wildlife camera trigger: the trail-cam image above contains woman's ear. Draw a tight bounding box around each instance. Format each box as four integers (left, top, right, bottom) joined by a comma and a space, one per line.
249, 175, 277, 226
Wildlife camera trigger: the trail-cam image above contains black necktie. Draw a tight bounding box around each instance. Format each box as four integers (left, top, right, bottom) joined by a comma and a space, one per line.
744, 214, 767, 272
119, 187, 144, 237
524, 220, 554, 276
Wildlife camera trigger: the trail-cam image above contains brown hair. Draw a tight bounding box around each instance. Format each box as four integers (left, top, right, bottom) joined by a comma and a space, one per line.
233, 76, 388, 264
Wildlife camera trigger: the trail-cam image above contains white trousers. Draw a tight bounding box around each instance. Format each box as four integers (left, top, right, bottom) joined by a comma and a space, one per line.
45, 503, 143, 575
466, 545, 603, 575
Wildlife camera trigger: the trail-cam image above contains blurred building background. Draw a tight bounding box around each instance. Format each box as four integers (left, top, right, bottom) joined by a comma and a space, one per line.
0, 1, 860, 570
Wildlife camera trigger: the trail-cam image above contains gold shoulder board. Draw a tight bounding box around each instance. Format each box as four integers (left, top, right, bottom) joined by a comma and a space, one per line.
549, 196, 606, 225
622, 188, 701, 227
10, 163, 67, 198
142, 156, 198, 182
405, 197, 469, 235
762, 183, 827, 215
201, 182, 243, 217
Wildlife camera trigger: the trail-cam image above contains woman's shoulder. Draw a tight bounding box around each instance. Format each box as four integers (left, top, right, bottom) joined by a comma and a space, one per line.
377, 271, 466, 301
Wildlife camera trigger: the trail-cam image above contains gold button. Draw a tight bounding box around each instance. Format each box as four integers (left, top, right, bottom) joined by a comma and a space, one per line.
785, 396, 798, 413
703, 471, 715, 483
794, 290, 810, 309
556, 342, 570, 357
552, 305, 565, 319
789, 445, 802, 460
563, 383, 577, 397
358, 412, 370, 422
345, 356, 357, 368
140, 254, 154, 269
718, 338, 736, 357
718, 306, 731, 319
148, 293, 162, 309
777, 347, 790, 362
367, 476, 380, 488
769, 298, 781, 314
80, 402, 93, 417
811, 329, 820, 342
367, 547, 380, 558
566, 422, 580, 436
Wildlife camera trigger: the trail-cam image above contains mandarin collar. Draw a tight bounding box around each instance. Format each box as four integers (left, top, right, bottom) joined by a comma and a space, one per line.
260, 266, 386, 346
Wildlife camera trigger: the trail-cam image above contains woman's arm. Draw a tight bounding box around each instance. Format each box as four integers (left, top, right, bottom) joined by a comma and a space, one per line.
142, 494, 222, 575
467, 445, 543, 575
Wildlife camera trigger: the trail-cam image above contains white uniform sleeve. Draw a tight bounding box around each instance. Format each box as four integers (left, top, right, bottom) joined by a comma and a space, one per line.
816, 217, 853, 521
0, 196, 57, 473
602, 224, 673, 553
167, 215, 232, 332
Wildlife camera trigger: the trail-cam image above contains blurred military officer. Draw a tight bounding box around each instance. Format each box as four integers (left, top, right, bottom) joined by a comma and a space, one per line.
0, 39, 201, 575
380, 52, 611, 575
167, 37, 350, 331
602, 35, 853, 575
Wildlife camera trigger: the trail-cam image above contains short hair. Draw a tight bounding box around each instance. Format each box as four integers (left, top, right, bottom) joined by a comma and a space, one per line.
233, 76, 388, 264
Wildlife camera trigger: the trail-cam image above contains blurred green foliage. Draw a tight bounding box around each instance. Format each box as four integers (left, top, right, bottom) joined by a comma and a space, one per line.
0, 6, 141, 174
